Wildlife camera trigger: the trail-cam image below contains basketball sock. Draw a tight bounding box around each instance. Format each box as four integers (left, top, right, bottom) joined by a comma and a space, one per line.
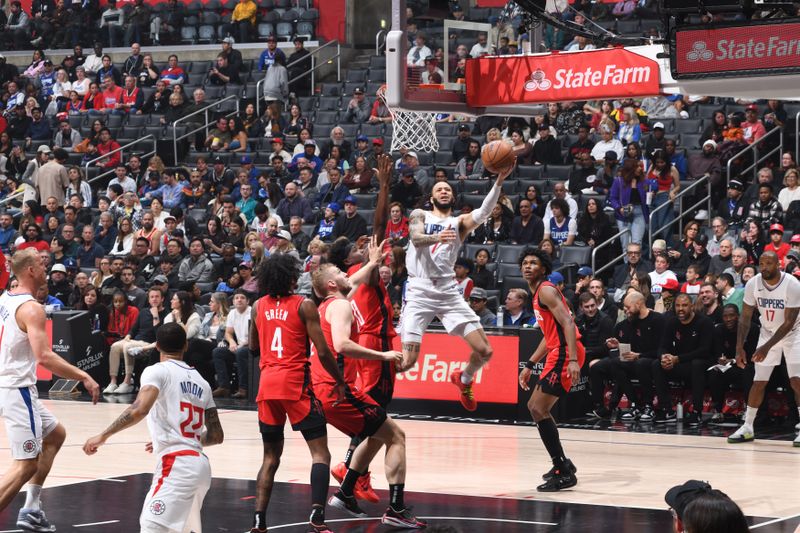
309, 504, 325, 526
344, 439, 358, 468
461, 367, 475, 385
24, 484, 41, 511
310, 463, 329, 508
744, 406, 758, 427
536, 418, 567, 469
253, 511, 266, 529
389, 483, 405, 511
340, 468, 362, 497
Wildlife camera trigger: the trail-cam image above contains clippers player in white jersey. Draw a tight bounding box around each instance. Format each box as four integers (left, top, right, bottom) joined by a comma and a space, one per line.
401, 162, 514, 411
83, 322, 224, 532
730, 251, 800, 446
0, 248, 100, 532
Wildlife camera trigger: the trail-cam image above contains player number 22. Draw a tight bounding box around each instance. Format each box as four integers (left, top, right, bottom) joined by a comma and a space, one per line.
271, 327, 284, 358
179, 402, 204, 440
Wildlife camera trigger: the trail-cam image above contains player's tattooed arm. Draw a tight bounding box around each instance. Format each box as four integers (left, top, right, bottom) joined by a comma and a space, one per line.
201, 408, 224, 446
398, 342, 421, 372
409, 209, 440, 247
100, 386, 160, 439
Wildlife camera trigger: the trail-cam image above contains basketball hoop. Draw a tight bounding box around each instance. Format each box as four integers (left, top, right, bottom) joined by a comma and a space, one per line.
378, 85, 439, 153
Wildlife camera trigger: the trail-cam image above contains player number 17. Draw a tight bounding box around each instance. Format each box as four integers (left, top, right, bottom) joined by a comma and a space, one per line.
765, 309, 775, 321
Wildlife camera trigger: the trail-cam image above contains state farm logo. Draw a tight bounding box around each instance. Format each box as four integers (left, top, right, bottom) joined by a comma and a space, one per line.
523, 63, 652, 92
686, 41, 713, 62
524, 68, 551, 91
397, 354, 484, 384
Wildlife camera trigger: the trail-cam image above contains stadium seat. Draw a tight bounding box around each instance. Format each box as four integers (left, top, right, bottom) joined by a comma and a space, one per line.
543, 164, 572, 181
463, 243, 496, 261
276, 22, 294, 41
257, 23, 275, 40
460, 180, 491, 194
180, 26, 198, 44
500, 276, 529, 300
496, 262, 522, 282
558, 246, 593, 284
296, 21, 314, 40
197, 25, 217, 43
496, 244, 527, 264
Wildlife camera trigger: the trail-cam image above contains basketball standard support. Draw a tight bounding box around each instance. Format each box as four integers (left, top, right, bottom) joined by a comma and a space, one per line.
387, 0, 800, 117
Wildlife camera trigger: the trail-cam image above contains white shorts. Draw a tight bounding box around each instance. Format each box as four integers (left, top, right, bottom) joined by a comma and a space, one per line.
0, 386, 59, 460
140, 450, 211, 533
399, 278, 482, 343
754, 332, 799, 367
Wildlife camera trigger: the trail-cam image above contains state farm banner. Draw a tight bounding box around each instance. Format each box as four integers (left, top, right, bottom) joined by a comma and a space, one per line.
465, 48, 660, 106
393, 333, 519, 404
671, 19, 800, 79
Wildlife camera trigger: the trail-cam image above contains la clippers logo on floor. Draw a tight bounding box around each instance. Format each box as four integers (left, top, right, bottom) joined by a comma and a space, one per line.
150, 500, 166, 515
22, 440, 36, 454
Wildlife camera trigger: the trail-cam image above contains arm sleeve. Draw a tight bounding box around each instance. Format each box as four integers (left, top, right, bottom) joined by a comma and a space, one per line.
470, 184, 502, 226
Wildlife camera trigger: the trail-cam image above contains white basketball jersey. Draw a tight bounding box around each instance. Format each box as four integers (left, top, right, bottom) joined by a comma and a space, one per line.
0, 292, 37, 388
743, 273, 800, 337
140, 360, 215, 457
406, 212, 463, 280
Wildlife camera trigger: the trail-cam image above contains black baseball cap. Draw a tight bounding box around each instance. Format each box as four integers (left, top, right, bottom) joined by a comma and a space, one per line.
665, 480, 713, 520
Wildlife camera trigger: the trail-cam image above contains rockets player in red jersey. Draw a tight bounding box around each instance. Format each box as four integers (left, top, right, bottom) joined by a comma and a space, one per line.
247, 253, 347, 533
311, 263, 426, 529
327, 154, 395, 503
518, 247, 585, 492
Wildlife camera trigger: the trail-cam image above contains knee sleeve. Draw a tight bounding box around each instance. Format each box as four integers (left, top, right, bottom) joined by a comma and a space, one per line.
301, 425, 327, 442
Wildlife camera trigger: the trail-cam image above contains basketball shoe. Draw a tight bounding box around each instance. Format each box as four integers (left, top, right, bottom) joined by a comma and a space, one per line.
450, 369, 477, 411
16, 508, 56, 532
536, 468, 578, 492
727, 424, 755, 443
328, 490, 367, 517
794, 433, 800, 448
381, 506, 427, 529
542, 458, 577, 481
330, 463, 379, 503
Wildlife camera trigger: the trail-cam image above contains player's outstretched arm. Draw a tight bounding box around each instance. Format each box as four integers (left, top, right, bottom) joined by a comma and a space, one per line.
347, 236, 388, 296
409, 209, 443, 247
82, 385, 159, 455
201, 407, 224, 447
539, 285, 581, 383
328, 299, 402, 363
300, 299, 346, 403
19, 301, 101, 404
372, 154, 393, 242
457, 162, 515, 237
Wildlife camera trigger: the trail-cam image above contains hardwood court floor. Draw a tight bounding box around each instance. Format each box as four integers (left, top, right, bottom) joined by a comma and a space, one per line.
0, 400, 798, 532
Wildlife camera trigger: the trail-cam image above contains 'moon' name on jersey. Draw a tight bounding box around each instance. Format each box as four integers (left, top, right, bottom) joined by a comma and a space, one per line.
406, 212, 463, 280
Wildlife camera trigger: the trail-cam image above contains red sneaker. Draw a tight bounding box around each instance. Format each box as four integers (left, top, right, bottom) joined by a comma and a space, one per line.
450, 369, 478, 411
354, 472, 380, 503
330, 462, 347, 484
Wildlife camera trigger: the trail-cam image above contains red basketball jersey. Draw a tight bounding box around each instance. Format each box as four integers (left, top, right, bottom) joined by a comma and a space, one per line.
532, 281, 582, 349
255, 294, 310, 401
347, 264, 396, 339
312, 297, 359, 387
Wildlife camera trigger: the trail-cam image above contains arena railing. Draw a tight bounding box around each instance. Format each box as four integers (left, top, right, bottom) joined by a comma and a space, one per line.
85, 134, 158, 188
171, 94, 241, 164
647, 173, 712, 253
591, 227, 630, 278
376, 29, 387, 56
255, 39, 342, 116
725, 126, 783, 189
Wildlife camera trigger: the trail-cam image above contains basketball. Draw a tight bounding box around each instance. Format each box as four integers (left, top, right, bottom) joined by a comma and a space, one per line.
481, 140, 515, 174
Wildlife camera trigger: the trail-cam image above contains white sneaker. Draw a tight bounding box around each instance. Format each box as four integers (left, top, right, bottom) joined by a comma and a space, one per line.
794, 433, 800, 448
102, 383, 118, 394
114, 383, 134, 394
695, 209, 709, 220
727, 424, 755, 444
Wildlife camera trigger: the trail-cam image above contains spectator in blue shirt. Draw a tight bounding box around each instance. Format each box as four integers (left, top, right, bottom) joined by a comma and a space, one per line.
150, 169, 187, 209
289, 140, 324, 176
25, 107, 52, 144
665, 138, 687, 180
0, 213, 15, 254
230, 169, 260, 203
77, 226, 107, 268
258, 36, 287, 71
95, 211, 118, 253
276, 182, 313, 223
315, 167, 349, 210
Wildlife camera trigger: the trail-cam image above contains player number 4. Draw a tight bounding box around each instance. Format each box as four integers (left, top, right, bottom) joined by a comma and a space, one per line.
179, 402, 204, 440
271, 327, 284, 359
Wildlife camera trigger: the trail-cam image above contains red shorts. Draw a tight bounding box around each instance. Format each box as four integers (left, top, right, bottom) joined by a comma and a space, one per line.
316, 383, 387, 439
257, 384, 326, 439
356, 333, 396, 408
538, 342, 586, 397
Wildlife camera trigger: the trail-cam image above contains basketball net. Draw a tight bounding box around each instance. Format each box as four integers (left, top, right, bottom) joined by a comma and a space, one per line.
377, 85, 439, 153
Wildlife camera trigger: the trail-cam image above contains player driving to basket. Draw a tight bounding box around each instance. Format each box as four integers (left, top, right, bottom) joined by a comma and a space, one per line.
400, 160, 516, 411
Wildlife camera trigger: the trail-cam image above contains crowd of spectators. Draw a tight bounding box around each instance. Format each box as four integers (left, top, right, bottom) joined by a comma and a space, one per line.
0, 0, 798, 425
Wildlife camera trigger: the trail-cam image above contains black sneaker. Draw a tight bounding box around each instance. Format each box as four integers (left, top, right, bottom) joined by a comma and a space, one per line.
620, 408, 640, 422
591, 406, 612, 419
381, 506, 427, 529
684, 412, 703, 426
328, 490, 367, 518
654, 409, 677, 424
542, 458, 577, 481
639, 405, 655, 422
536, 468, 578, 492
